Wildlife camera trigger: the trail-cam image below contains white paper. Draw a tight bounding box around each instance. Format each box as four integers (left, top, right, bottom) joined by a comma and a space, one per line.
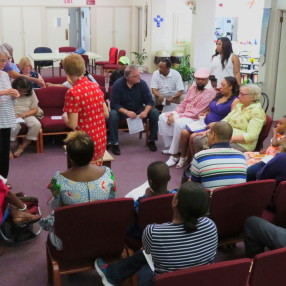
51, 116, 62, 120
16, 117, 25, 123
162, 103, 178, 113
261, 155, 274, 164
126, 116, 144, 134
186, 120, 206, 132
125, 180, 150, 200
142, 250, 155, 271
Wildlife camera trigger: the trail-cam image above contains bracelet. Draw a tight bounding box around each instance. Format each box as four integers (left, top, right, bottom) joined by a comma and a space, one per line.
18, 204, 27, 211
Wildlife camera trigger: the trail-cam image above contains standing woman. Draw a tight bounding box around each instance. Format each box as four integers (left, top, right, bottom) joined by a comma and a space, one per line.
0, 46, 19, 178
62, 54, 108, 166
210, 37, 241, 88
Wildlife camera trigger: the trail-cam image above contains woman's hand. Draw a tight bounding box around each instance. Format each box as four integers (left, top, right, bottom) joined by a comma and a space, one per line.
6, 88, 20, 98
62, 112, 68, 124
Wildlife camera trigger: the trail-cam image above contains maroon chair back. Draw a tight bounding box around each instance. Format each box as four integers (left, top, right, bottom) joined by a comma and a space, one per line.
43, 76, 67, 84
81, 54, 89, 68
249, 247, 286, 286
36, 87, 68, 116
48, 198, 134, 266
58, 46, 77, 53
92, 75, 105, 87
209, 180, 276, 239
117, 49, 126, 63
153, 259, 252, 286
137, 193, 175, 230
109, 47, 119, 64
254, 115, 273, 151
272, 181, 286, 227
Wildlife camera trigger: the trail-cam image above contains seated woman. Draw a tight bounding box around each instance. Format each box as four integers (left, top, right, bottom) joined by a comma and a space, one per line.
176, 76, 239, 168
95, 181, 218, 286
10, 77, 42, 158
18, 57, 45, 89
0, 178, 41, 227
40, 131, 116, 250
190, 84, 266, 161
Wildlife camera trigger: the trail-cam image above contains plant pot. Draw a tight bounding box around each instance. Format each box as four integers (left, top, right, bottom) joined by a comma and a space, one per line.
135, 65, 145, 73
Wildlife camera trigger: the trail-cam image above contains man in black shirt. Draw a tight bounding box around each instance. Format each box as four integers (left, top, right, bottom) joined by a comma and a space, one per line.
109, 56, 130, 86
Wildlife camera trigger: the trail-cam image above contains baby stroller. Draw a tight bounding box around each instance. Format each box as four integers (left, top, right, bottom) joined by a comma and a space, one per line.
0, 195, 42, 243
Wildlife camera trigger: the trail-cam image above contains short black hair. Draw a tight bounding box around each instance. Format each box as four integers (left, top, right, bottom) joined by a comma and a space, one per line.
211, 121, 233, 142
159, 58, 172, 68
147, 161, 170, 192
12, 77, 33, 96
64, 131, 94, 166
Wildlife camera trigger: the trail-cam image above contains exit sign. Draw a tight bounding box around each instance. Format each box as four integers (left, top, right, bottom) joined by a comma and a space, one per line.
64, 0, 72, 3
86, 0, 96, 4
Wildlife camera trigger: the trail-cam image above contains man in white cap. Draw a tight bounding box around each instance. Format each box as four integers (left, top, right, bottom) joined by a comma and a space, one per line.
158, 67, 216, 167
109, 56, 130, 86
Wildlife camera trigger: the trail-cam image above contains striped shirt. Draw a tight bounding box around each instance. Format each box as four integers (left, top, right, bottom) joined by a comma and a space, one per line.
191, 144, 247, 190
142, 218, 217, 275
0, 71, 16, 129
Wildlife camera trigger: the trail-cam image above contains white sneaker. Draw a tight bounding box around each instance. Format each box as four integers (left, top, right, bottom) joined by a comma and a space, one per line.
166, 156, 179, 167
176, 157, 187, 168
162, 149, 171, 155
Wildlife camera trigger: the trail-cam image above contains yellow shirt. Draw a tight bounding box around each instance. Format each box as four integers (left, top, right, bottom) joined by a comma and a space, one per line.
223, 102, 266, 151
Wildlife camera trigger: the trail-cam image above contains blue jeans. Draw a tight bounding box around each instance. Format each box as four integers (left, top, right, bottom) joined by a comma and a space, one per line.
108, 108, 159, 144
106, 250, 154, 286
244, 216, 286, 258
247, 161, 266, 181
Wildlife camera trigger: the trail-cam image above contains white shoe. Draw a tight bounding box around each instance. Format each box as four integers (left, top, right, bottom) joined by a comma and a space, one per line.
176, 157, 187, 168
162, 149, 171, 155
166, 156, 179, 167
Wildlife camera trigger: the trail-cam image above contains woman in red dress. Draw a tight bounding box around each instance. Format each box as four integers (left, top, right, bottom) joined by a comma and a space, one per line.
61, 54, 108, 166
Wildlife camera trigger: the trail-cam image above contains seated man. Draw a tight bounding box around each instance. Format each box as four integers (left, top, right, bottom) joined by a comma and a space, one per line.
0, 44, 45, 87
189, 121, 247, 190
108, 65, 159, 155
109, 56, 130, 86
151, 58, 184, 110
158, 67, 216, 166
244, 216, 286, 258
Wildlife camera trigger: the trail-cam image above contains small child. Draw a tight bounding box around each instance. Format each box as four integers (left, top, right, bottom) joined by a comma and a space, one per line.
246, 116, 286, 181
134, 161, 176, 211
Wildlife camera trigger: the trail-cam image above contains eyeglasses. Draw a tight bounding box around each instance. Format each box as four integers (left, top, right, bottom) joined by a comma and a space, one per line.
129, 74, 140, 79
239, 92, 250, 96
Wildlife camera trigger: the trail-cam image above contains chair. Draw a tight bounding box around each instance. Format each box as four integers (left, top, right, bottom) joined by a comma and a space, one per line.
153, 258, 252, 286
43, 76, 67, 85
34, 47, 54, 77
271, 181, 286, 228
46, 198, 134, 286
102, 49, 126, 80
35, 87, 70, 153
208, 180, 276, 245
260, 92, 269, 113
254, 115, 273, 151
58, 46, 77, 76
249, 247, 286, 286
95, 47, 118, 75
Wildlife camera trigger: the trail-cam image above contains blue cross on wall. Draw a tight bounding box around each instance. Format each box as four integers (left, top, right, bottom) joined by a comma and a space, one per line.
154, 15, 164, 27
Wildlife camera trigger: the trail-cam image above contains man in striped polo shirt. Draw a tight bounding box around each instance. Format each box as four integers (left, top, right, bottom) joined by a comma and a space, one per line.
190, 121, 247, 190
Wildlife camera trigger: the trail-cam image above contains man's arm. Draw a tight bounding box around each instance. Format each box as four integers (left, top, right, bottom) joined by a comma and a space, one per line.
151, 88, 164, 103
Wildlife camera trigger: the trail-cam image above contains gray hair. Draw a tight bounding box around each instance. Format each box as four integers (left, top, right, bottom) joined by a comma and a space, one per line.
241, 84, 261, 101
0, 45, 10, 57
2, 43, 13, 57
124, 65, 139, 78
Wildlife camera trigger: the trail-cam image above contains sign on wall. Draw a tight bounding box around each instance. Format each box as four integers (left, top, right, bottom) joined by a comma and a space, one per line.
64, 0, 73, 3
86, 0, 96, 5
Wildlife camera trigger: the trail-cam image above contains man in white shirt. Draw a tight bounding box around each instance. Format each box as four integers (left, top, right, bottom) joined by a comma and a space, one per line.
151, 59, 184, 109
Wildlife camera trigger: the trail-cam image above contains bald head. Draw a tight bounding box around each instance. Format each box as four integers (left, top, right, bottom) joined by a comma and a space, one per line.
210, 121, 233, 142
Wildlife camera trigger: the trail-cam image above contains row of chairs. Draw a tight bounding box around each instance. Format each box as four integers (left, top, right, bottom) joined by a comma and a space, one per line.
154, 247, 286, 286
46, 179, 286, 285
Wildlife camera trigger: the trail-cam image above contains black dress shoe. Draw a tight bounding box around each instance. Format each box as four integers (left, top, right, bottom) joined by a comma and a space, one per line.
111, 144, 121, 155
148, 141, 157, 152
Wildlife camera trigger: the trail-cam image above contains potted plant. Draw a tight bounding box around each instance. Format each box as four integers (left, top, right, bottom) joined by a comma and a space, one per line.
174, 56, 195, 91
131, 49, 147, 73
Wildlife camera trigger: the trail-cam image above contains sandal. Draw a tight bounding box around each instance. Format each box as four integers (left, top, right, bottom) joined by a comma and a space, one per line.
13, 146, 24, 158
166, 156, 179, 167
176, 157, 187, 169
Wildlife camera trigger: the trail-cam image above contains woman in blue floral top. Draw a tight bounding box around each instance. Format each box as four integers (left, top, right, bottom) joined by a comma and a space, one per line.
40, 131, 116, 249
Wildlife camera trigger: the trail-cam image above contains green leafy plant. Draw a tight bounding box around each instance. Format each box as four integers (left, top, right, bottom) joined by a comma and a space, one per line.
174, 56, 195, 82
131, 49, 147, 66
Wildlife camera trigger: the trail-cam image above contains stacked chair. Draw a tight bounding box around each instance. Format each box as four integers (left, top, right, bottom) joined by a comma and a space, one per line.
95, 47, 118, 75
